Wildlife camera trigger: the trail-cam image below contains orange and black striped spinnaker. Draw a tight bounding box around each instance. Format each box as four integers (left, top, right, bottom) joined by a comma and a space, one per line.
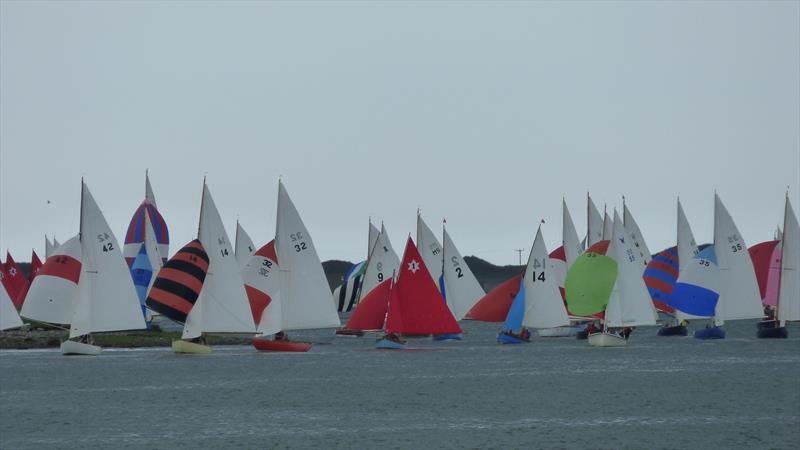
145, 239, 209, 324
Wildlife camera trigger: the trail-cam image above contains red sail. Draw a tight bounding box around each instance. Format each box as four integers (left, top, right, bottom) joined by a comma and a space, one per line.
2, 252, 30, 308
465, 274, 522, 322
385, 237, 461, 335
244, 240, 277, 326
29, 250, 43, 282
345, 278, 391, 331
748, 240, 780, 301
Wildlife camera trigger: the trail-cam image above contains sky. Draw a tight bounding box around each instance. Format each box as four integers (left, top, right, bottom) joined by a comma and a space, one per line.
1, 1, 798, 266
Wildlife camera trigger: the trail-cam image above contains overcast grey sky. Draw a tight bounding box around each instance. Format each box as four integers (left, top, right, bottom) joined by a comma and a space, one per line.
1, 1, 798, 265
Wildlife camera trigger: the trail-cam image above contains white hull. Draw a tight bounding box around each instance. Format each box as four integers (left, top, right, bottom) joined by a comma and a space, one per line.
60, 340, 102, 356
538, 326, 581, 337
172, 340, 212, 354
588, 332, 627, 347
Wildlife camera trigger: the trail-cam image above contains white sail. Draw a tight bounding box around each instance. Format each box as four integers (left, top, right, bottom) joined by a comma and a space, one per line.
53, 237, 61, 250
235, 221, 256, 272
562, 199, 583, 268
45, 235, 54, 259
713, 193, 763, 320
145, 170, 157, 208
188, 183, 255, 336
587, 194, 604, 247
360, 223, 401, 299
0, 284, 23, 330
606, 210, 658, 327
69, 182, 146, 338
442, 227, 485, 320
777, 196, 800, 322
675, 199, 704, 321
416, 213, 444, 286
21, 236, 82, 325
623, 202, 652, 266
368, 220, 380, 256
275, 180, 340, 330
602, 210, 613, 241
522, 226, 570, 329
676, 199, 699, 272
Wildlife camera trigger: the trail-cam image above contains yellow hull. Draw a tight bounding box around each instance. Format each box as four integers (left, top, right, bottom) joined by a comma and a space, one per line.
171, 340, 212, 354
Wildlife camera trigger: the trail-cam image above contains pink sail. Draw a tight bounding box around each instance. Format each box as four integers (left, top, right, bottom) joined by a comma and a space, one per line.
749, 240, 782, 306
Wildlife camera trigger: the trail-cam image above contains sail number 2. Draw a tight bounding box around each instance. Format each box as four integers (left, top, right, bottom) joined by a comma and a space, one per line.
291, 232, 308, 252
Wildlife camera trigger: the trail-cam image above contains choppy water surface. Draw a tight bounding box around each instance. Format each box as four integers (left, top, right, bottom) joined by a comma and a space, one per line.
1, 320, 799, 449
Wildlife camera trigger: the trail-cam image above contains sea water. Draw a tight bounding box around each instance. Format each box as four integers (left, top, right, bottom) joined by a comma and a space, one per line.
1, 319, 798, 449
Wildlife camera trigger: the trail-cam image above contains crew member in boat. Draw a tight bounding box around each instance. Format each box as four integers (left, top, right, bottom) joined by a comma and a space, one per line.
274, 331, 287, 341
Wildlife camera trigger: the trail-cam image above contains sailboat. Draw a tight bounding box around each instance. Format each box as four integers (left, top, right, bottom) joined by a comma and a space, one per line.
124, 172, 169, 323
149, 181, 255, 354
757, 194, 799, 338
375, 237, 462, 349
333, 220, 380, 313
749, 238, 781, 326
22, 181, 146, 355
336, 222, 400, 333
498, 225, 571, 344
235, 220, 256, 272
692, 194, 763, 339
250, 180, 340, 352
654, 198, 702, 336
565, 210, 657, 347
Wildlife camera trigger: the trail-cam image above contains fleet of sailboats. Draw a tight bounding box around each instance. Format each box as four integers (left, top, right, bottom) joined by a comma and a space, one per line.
2, 175, 798, 354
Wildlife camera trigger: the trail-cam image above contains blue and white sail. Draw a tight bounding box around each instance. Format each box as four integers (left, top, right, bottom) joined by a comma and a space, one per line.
130, 244, 153, 320
669, 246, 720, 318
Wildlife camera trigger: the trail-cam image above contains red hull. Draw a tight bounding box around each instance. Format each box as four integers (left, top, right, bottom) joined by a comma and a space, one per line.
252, 338, 312, 352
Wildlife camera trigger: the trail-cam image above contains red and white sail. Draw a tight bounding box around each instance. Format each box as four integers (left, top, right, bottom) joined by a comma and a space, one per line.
21, 236, 82, 325
2, 252, 29, 309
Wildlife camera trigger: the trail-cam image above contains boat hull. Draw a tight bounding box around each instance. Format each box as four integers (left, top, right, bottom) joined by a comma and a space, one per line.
335, 328, 365, 337
375, 338, 405, 350
657, 324, 688, 336
497, 333, 530, 344
252, 338, 312, 352
694, 326, 726, 340
756, 321, 788, 339
172, 340, 212, 354
60, 340, 102, 356
538, 325, 585, 337
432, 333, 462, 341
587, 332, 626, 347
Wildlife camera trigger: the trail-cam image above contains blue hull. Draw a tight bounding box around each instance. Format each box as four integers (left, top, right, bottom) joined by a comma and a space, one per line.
694, 326, 726, 340
432, 333, 462, 341
375, 339, 405, 350
497, 333, 529, 344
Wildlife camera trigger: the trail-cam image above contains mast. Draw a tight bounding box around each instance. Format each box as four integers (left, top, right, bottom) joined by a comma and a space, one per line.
79, 178, 85, 243
198, 177, 206, 239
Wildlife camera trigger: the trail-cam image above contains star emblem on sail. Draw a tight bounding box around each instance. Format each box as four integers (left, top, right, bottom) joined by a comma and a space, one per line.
408, 260, 420, 273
